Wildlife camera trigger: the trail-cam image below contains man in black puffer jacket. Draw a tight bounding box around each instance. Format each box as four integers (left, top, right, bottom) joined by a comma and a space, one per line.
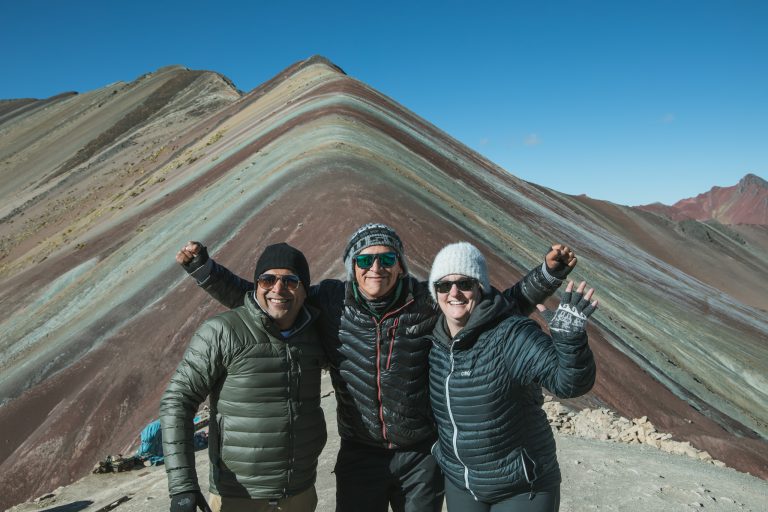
176, 224, 574, 512
161, 244, 327, 512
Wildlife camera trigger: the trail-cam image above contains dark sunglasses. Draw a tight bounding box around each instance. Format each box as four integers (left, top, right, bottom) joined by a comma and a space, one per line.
434, 278, 478, 294
257, 274, 301, 291
354, 252, 398, 269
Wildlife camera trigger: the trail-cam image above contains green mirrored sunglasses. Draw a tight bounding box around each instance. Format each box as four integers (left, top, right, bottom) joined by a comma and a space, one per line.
354, 252, 398, 269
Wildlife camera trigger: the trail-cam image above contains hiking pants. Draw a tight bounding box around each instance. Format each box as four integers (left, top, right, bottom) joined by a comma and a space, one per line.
444, 478, 560, 512
208, 486, 317, 512
334, 440, 444, 512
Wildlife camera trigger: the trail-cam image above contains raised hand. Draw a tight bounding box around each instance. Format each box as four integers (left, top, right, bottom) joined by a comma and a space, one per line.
176, 241, 208, 273
536, 281, 597, 335
545, 243, 577, 280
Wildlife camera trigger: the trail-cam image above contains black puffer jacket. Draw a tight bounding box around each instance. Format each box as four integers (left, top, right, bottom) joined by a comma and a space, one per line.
428, 290, 595, 503
194, 260, 561, 449
160, 293, 327, 499
315, 277, 437, 447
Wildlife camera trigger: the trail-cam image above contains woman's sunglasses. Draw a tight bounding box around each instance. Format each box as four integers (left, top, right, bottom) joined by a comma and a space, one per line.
433, 278, 478, 294
257, 274, 301, 291
354, 252, 398, 269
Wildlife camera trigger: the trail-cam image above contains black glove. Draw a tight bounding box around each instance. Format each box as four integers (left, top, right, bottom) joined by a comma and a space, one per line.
170, 491, 212, 512
546, 262, 572, 280
545, 286, 596, 336
182, 243, 209, 275
545, 248, 574, 280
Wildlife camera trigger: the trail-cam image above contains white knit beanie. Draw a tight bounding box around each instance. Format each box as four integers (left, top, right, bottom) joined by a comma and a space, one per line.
429, 242, 489, 301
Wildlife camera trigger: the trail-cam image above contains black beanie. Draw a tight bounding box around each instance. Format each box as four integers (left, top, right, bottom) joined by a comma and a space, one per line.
254, 243, 310, 290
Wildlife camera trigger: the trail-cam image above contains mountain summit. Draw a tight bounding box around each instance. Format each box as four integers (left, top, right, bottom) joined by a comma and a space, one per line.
1, 56, 767, 509
639, 173, 768, 224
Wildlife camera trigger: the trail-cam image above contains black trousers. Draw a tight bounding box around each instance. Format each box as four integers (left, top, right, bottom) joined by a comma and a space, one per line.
444, 477, 560, 512
334, 440, 444, 512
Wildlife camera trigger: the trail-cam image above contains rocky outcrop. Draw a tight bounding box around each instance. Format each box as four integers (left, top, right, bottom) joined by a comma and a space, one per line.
544, 397, 726, 468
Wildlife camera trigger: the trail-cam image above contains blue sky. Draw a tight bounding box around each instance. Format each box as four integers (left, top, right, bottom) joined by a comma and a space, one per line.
2, 0, 766, 206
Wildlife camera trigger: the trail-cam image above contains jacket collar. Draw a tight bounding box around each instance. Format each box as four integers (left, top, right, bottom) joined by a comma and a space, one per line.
344, 276, 418, 312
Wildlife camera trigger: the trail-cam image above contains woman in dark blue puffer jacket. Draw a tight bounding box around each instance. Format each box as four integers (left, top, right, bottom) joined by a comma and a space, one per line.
427, 242, 597, 512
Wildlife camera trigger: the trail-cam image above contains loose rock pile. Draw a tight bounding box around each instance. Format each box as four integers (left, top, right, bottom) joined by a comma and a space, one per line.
543, 397, 726, 467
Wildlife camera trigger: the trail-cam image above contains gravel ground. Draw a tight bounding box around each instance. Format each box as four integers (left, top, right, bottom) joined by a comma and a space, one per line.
8, 377, 767, 512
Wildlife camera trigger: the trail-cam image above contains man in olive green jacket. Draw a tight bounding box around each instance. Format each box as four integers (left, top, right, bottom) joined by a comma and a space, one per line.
160, 243, 327, 512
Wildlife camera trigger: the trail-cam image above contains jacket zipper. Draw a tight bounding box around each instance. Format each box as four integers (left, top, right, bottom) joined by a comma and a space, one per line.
374, 299, 414, 447
445, 340, 477, 500
386, 317, 399, 370
284, 345, 295, 496
521, 448, 538, 499
280, 303, 307, 494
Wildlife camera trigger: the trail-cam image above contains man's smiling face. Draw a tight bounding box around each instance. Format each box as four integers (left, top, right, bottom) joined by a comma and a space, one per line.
353, 245, 403, 299
255, 268, 306, 329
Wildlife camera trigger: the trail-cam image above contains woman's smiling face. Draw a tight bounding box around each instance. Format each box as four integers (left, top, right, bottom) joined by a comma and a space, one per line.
434, 274, 480, 335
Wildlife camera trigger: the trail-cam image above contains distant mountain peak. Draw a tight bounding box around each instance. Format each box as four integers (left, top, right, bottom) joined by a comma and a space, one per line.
739, 173, 767, 190
638, 173, 768, 225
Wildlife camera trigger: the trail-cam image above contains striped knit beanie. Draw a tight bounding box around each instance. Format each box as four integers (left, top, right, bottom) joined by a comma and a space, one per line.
342, 223, 408, 280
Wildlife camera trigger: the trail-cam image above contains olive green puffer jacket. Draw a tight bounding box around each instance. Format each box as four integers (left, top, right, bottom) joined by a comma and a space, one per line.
160, 292, 327, 499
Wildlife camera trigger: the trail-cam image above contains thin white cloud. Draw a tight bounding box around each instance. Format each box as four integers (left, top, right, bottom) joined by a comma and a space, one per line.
524, 133, 541, 146
662, 113, 676, 124
479, 137, 490, 146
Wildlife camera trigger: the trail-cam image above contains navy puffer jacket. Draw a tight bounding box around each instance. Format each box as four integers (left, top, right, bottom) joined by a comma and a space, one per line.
428, 289, 595, 503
